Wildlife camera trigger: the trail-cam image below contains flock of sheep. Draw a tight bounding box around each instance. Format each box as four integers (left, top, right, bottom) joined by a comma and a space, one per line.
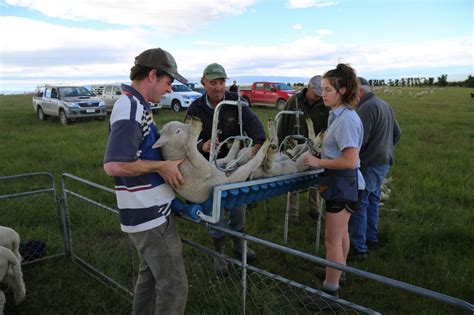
0, 226, 26, 314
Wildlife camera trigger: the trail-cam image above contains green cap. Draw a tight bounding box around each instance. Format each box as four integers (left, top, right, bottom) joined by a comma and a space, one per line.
135, 48, 188, 84
202, 63, 227, 80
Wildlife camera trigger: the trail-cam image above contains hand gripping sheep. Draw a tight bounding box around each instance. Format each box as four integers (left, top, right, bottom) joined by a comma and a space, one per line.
153, 117, 270, 204
0, 226, 26, 313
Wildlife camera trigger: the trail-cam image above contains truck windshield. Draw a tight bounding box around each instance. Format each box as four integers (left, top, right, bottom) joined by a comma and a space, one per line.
59, 87, 94, 98
274, 83, 293, 90
172, 84, 192, 92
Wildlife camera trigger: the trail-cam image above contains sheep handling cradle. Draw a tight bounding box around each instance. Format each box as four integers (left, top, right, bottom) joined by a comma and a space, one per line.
171, 99, 324, 228
172, 169, 323, 224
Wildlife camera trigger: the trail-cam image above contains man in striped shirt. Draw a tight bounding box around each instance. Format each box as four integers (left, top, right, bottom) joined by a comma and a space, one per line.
104, 48, 188, 314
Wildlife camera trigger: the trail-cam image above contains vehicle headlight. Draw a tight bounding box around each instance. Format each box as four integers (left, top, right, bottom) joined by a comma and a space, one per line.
66, 102, 80, 108
99, 101, 105, 107
183, 95, 191, 99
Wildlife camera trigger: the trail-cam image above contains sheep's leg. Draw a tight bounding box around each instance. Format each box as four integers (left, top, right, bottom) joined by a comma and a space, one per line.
306, 118, 316, 142
268, 119, 279, 145
0, 248, 25, 304
0, 290, 5, 314
216, 139, 241, 167
185, 118, 212, 173
228, 140, 271, 182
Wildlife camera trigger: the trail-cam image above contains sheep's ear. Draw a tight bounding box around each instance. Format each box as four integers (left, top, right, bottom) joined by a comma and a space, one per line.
152, 136, 168, 148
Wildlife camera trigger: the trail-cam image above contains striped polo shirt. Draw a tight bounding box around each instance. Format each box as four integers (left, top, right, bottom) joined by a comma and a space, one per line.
104, 84, 175, 233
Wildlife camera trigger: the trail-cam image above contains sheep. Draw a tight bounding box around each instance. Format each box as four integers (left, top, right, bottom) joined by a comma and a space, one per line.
0, 226, 21, 261
152, 117, 271, 204
221, 118, 324, 178
0, 226, 25, 312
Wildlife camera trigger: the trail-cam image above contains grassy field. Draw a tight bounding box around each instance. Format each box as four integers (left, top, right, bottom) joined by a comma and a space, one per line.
1, 87, 473, 314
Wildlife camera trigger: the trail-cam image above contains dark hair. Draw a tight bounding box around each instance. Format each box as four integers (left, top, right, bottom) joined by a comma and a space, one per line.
323, 63, 359, 107
129, 64, 171, 82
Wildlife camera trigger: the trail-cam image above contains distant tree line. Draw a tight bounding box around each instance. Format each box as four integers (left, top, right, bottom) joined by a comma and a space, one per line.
369, 75, 474, 88
290, 75, 474, 89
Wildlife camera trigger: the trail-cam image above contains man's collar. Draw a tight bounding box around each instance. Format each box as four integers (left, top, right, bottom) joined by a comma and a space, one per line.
205, 93, 225, 109
122, 84, 147, 105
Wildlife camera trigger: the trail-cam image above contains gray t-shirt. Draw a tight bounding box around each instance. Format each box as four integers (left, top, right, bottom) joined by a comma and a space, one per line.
322, 106, 365, 189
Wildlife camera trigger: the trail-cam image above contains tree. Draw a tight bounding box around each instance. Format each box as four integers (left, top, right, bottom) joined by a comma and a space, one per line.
463, 75, 474, 88
437, 74, 448, 86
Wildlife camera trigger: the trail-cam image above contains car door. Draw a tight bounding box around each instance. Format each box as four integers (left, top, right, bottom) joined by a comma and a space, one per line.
109, 85, 122, 111
160, 86, 176, 108
252, 83, 265, 104
103, 86, 114, 110
264, 83, 277, 105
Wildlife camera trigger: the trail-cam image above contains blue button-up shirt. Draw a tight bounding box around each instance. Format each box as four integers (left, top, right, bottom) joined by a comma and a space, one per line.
322, 106, 365, 189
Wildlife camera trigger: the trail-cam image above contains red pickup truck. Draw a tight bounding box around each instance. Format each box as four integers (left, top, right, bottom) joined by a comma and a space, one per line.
240, 82, 297, 110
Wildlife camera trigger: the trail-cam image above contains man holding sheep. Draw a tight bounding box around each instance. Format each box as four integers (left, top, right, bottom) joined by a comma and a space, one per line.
103, 48, 188, 314
185, 63, 266, 273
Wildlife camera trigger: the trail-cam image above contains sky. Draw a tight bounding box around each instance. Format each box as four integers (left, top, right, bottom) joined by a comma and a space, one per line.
0, 0, 473, 92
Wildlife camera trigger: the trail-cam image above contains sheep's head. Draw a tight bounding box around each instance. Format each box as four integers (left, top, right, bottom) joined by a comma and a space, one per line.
153, 121, 191, 159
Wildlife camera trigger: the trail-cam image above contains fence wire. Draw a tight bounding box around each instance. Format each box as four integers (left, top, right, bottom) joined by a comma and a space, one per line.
2, 173, 473, 314
0, 172, 65, 264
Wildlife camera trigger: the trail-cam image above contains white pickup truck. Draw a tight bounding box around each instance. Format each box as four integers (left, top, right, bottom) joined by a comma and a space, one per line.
160, 83, 203, 112
33, 85, 106, 125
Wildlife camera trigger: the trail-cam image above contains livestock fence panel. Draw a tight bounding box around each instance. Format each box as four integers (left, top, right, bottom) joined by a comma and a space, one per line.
60, 174, 473, 314
0, 172, 65, 264
60, 173, 375, 314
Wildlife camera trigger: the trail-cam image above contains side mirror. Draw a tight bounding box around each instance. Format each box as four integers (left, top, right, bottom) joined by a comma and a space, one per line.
270, 87, 277, 92
115, 91, 122, 95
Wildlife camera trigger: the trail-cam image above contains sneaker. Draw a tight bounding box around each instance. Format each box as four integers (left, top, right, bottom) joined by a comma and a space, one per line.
347, 247, 367, 262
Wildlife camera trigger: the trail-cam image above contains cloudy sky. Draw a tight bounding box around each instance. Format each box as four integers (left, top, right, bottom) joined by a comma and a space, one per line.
0, 0, 472, 92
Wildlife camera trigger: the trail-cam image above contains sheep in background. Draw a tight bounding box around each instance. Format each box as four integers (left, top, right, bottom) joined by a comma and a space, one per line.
152, 117, 270, 203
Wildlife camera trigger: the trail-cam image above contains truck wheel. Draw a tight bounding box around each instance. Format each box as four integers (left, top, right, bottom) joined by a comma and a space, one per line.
59, 110, 69, 125
172, 100, 182, 112
37, 107, 48, 121
276, 99, 286, 110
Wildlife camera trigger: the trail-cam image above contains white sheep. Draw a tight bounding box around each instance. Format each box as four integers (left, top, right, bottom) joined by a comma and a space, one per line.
0, 227, 26, 313
152, 117, 271, 204
0, 226, 21, 261
224, 118, 324, 178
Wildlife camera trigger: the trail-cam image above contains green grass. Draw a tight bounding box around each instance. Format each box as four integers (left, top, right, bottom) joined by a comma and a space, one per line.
1, 88, 473, 313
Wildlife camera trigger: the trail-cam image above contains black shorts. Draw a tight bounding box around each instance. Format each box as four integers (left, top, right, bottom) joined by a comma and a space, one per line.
324, 190, 362, 214
325, 200, 358, 214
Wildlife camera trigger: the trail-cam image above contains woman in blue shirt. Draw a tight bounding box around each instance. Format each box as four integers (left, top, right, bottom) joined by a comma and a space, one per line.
303, 63, 364, 297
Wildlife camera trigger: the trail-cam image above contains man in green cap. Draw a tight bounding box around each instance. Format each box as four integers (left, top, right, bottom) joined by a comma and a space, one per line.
104, 48, 188, 314
185, 63, 266, 273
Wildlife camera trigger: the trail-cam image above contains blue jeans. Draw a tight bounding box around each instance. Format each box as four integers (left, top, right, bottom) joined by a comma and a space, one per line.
349, 164, 390, 253
209, 205, 246, 239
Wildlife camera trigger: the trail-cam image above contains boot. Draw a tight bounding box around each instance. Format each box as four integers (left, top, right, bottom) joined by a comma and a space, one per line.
213, 237, 229, 274
232, 235, 257, 262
